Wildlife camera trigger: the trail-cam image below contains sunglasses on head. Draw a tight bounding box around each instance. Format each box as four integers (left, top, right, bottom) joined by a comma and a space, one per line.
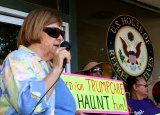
43, 27, 65, 38
90, 67, 103, 74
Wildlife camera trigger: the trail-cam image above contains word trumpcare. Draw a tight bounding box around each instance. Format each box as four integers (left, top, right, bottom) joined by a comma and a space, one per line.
85, 78, 124, 95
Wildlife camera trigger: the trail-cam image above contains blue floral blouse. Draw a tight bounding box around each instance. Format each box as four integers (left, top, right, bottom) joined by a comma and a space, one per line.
0, 45, 76, 115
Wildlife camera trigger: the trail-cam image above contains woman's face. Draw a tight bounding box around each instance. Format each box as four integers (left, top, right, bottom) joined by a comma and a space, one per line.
40, 23, 64, 59
89, 67, 103, 77
135, 77, 148, 98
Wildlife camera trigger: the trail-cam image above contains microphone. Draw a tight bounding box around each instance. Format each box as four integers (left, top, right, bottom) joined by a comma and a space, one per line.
60, 41, 71, 68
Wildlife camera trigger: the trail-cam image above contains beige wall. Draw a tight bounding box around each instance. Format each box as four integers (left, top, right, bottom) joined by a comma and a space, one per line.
144, 19, 160, 98
77, 0, 160, 99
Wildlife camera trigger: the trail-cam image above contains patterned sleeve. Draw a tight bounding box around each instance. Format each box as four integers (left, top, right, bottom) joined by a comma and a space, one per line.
1, 53, 49, 114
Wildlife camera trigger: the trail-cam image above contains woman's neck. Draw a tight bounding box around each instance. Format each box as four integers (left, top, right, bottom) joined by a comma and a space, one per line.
28, 44, 50, 61
131, 92, 146, 100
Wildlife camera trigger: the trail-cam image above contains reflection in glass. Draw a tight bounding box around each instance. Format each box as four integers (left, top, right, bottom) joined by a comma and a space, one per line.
0, 22, 21, 59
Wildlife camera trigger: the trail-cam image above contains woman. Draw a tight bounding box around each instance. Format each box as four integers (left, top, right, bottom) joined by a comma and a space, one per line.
126, 76, 155, 115
77, 61, 113, 79
152, 81, 160, 108
0, 8, 76, 115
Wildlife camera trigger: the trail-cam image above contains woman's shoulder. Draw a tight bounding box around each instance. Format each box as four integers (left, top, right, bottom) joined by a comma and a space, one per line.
127, 97, 154, 105
127, 98, 138, 102
149, 106, 160, 114
6, 47, 34, 61
143, 98, 155, 104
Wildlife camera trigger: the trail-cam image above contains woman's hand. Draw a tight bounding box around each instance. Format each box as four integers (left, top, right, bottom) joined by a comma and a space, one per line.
76, 111, 88, 115
128, 106, 132, 114
52, 47, 71, 70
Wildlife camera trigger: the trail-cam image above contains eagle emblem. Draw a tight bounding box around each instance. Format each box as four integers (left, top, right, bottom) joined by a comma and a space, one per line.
119, 32, 142, 71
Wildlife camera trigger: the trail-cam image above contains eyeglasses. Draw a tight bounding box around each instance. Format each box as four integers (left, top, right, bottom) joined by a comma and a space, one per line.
90, 67, 103, 75
43, 27, 65, 38
136, 84, 148, 88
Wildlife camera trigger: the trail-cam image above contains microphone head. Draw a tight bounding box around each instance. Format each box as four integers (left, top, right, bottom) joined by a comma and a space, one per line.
60, 41, 71, 51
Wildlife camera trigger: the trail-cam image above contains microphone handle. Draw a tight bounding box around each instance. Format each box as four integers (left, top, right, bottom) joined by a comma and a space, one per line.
63, 58, 67, 68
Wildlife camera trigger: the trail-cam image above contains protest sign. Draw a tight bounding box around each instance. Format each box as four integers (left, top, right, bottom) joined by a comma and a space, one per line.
61, 73, 129, 114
